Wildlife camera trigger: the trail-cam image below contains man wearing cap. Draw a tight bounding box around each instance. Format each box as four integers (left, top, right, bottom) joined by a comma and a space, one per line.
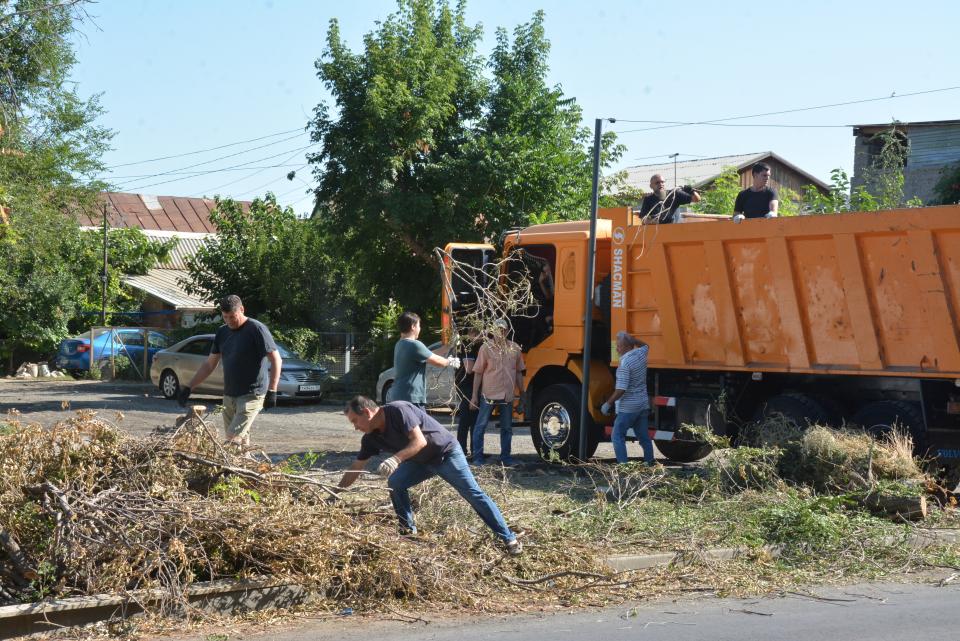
470, 319, 526, 465
177, 294, 282, 447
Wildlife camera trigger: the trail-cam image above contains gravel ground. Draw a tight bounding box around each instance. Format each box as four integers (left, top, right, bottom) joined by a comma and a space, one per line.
0, 379, 589, 464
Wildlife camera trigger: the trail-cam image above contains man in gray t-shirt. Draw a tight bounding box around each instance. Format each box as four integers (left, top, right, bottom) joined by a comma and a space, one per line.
389, 311, 458, 406
178, 295, 282, 447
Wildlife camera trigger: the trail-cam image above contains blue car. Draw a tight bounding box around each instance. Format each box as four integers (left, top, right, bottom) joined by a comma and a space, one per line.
54, 328, 170, 376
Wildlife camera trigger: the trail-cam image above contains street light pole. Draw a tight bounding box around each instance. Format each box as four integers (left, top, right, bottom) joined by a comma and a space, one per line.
578, 117, 610, 461
101, 202, 108, 326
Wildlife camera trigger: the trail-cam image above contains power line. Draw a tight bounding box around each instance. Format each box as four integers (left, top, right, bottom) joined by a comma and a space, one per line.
106, 164, 304, 180
611, 85, 960, 134
117, 143, 315, 192
112, 132, 307, 188
106, 127, 307, 169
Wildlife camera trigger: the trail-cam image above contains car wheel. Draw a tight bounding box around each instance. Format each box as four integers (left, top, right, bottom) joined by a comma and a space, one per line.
159, 369, 180, 400
381, 381, 393, 405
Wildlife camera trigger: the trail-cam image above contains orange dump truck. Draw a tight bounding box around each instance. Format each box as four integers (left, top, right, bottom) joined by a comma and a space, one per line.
443, 204, 960, 472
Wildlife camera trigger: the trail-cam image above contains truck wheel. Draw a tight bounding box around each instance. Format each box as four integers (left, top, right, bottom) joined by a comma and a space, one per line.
655, 439, 713, 463
531, 383, 599, 462
159, 369, 180, 400
851, 400, 925, 446
753, 393, 832, 429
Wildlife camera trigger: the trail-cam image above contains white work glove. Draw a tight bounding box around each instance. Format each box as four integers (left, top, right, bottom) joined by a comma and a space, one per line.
733, 214, 745, 224
377, 455, 400, 478
600, 401, 613, 416
446, 356, 461, 369
764, 211, 778, 218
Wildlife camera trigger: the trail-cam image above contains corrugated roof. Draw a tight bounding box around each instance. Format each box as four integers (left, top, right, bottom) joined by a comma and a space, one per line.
853, 119, 960, 132
74, 192, 251, 233
121, 269, 216, 310
622, 152, 768, 188
620, 151, 829, 191
137, 230, 215, 270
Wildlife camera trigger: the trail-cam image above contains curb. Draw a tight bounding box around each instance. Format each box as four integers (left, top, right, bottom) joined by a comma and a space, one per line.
3, 530, 957, 638
0, 579, 307, 640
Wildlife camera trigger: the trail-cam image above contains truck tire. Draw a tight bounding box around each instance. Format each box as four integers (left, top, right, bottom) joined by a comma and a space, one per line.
655, 439, 713, 463
851, 400, 925, 446
753, 393, 833, 429
531, 383, 599, 461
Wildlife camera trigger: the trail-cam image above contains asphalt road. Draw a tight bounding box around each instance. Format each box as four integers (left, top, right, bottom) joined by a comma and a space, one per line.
0, 379, 561, 461
157, 579, 960, 641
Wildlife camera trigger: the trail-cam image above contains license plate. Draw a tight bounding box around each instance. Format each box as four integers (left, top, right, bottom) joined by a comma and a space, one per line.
298, 384, 322, 392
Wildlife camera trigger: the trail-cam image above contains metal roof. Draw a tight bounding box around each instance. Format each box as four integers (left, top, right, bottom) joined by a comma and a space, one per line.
852, 119, 960, 133
74, 192, 251, 233
620, 151, 830, 191
138, 230, 215, 270
121, 269, 216, 310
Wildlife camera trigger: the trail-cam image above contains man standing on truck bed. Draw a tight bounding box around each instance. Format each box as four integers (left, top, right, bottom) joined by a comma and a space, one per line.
390, 311, 459, 407
733, 162, 779, 222
177, 294, 282, 448
471, 319, 525, 466
638, 174, 700, 223
601, 331, 654, 465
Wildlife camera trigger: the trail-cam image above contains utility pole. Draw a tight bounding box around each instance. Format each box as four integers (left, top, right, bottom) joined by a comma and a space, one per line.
579, 117, 614, 460
101, 202, 108, 326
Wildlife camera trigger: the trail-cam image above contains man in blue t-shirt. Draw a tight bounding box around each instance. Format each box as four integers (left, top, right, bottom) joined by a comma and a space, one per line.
178, 295, 282, 447
335, 396, 522, 555
389, 311, 459, 406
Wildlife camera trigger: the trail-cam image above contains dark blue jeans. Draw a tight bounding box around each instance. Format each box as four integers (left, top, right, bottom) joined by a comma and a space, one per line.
472, 397, 513, 460
612, 410, 655, 465
386, 447, 516, 543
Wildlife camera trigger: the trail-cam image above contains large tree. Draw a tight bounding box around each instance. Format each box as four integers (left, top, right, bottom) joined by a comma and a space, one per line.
308, 0, 621, 325
0, 1, 158, 366
183, 195, 350, 330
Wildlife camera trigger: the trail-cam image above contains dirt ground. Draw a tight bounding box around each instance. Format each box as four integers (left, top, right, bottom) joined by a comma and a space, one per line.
0, 379, 625, 466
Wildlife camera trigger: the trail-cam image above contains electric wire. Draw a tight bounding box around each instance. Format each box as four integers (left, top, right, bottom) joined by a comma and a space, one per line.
611, 85, 960, 134
105, 127, 307, 169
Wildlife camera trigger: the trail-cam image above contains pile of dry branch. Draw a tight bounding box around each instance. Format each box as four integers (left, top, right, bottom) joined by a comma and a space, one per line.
0, 410, 603, 614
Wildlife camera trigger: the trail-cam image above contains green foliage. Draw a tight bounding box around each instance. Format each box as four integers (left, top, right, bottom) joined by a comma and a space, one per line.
755, 491, 856, 554
279, 450, 323, 474
861, 126, 910, 209
692, 166, 740, 216
308, 0, 622, 323
933, 160, 960, 205
184, 194, 350, 329
801, 168, 878, 214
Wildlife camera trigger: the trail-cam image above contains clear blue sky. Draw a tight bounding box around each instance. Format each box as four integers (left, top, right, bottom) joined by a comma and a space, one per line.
72, 0, 960, 215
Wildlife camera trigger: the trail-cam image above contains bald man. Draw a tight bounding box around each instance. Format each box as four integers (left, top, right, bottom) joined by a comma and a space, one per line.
638, 174, 701, 223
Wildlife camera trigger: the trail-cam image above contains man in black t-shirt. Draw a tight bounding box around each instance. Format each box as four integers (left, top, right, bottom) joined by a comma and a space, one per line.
638, 173, 701, 224
177, 295, 282, 447
454, 328, 481, 457
733, 162, 780, 221
335, 396, 522, 554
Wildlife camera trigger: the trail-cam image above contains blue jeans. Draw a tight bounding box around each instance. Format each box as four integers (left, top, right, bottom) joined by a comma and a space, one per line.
387, 447, 516, 543
472, 397, 513, 461
612, 410, 655, 464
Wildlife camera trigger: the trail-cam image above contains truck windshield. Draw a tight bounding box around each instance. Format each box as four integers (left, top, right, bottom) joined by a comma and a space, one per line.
509, 244, 556, 351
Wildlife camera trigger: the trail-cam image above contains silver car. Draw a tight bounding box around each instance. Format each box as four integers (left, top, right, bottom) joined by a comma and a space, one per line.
150, 334, 328, 402
375, 341, 457, 408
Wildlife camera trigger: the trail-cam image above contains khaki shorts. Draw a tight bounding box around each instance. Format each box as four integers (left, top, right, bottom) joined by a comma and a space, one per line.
222, 393, 264, 444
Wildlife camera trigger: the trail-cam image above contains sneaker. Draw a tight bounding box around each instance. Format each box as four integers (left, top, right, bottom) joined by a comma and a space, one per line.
472, 456, 488, 466
506, 539, 523, 556
500, 456, 518, 466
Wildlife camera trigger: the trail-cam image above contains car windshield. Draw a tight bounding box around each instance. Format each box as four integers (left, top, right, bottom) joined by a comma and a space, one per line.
275, 343, 298, 359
